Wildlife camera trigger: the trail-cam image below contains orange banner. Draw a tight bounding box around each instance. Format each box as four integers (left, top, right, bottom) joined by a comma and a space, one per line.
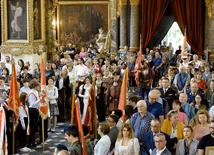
39, 58, 49, 119
8, 64, 21, 121
75, 98, 87, 155
118, 67, 129, 121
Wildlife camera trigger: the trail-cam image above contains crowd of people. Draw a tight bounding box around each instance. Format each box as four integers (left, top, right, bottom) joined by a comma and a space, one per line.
0, 41, 214, 155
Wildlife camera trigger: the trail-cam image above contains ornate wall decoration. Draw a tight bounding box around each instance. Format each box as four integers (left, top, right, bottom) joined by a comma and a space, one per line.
0, 0, 46, 56
205, 0, 213, 18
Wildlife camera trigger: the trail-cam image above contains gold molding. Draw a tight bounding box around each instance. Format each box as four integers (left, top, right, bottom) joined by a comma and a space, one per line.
205, 0, 213, 18
0, 0, 46, 55
121, 0, 128, 5
130, 0, 140, 5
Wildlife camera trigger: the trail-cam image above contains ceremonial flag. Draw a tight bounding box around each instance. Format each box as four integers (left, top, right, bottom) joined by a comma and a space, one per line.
84, 81, 96, 136
134, 44, 142, 85
8, 64, 21, 120
0, 107, 7, 155
39, 58, 49, 119
118, 67, 129, 121
75, 98, 87, 155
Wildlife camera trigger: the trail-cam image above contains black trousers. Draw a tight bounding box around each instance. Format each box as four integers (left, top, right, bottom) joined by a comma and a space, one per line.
29, 108, 39, 144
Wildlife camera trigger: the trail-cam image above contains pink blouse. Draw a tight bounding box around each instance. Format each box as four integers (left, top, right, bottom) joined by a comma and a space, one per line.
193, 124, 210, 141
178, 112, 187, 124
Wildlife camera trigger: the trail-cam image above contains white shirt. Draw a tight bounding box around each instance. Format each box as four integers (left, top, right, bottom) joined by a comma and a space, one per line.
28, 89, 40, 109
156, 146, 167, 155
75, 64, 88, 82
20, 86, 31, 94
19, 105, 29, 128
94, 135, 111, 155
209, 105, 214, 120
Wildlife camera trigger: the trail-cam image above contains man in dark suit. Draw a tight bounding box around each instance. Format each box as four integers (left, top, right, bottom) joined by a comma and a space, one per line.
107, 114, 119, 155
142, 119, 171, 155
152, 133, 172, 155
187, 82, 204, 104
160, 77, 177, 110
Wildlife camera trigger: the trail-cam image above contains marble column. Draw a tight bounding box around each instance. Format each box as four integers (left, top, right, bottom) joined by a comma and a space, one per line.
129, 0, 140, 51
110, 0, 118, 53
119, 0, 128, 50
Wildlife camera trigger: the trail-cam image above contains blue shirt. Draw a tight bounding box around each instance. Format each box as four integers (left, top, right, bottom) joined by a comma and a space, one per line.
181, 103, 195, 122
130, 112, 155, 143
146, 100, 164, 119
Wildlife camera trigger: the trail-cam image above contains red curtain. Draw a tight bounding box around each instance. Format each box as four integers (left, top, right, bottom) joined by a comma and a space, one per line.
171, 0, 204, 55
141, 0, 169, 49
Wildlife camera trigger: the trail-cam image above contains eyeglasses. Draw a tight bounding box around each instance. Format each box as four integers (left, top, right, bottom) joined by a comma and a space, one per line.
149, 96, 157, 101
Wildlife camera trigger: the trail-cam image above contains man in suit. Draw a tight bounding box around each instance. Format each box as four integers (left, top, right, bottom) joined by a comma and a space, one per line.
142, 119, 171, 155
160, 77, 178, 110
187, 82, 204, 104
107, 114, 119, 155
152, 133, 172, 155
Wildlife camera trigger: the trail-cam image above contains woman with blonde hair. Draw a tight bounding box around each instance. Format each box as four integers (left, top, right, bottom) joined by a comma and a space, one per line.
114, 123, 140, 155
193, 109, 210, 141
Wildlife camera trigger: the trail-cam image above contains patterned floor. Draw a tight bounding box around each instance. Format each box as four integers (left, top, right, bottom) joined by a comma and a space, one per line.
19, 122, 70, 155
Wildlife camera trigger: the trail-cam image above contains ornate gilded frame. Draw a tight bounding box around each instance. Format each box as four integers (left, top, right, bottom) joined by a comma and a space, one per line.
57, 1, 110, 46
205, 146, 214, 155
0, 0, 46, 56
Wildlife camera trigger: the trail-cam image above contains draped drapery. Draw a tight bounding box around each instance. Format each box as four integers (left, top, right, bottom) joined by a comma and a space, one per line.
141, 0, 205, 55
141, 0, 169, 49
171, 0, 205, 55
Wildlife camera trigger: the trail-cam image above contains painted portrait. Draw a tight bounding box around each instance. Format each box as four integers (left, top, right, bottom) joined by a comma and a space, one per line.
58, 2, 109, 46
33, 0, 41, 40
7, 0, 27, 40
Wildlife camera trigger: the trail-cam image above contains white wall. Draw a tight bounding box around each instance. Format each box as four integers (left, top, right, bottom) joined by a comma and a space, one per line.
1, 53, 47, 71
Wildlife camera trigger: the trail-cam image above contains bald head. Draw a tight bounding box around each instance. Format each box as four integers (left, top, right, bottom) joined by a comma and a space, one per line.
179, 93, 188, 104
137, 100, 147, 115
148, 90, 158, 104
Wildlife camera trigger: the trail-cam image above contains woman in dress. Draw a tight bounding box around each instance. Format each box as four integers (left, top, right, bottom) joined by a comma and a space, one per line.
176, 125, 199, 155
96, 73, 106, 122
114, 123, 140, 155
193, 109, 210, 141
55, 69, 70, 120
94, 123, 111, 155
139, 61, 154, 99
47, 77, 59, 132
78, 76, 92, 123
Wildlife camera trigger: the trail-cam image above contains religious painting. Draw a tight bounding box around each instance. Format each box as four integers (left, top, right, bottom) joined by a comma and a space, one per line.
58, 1, 109, 46
7, 0, 28, 40
205, 146, 214, 155
33, 0, 42, 40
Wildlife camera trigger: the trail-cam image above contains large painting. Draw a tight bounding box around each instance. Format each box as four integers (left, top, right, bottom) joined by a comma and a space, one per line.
7, 0, 27, 40
58, 1, 109, 46
33, 0, 42, 40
